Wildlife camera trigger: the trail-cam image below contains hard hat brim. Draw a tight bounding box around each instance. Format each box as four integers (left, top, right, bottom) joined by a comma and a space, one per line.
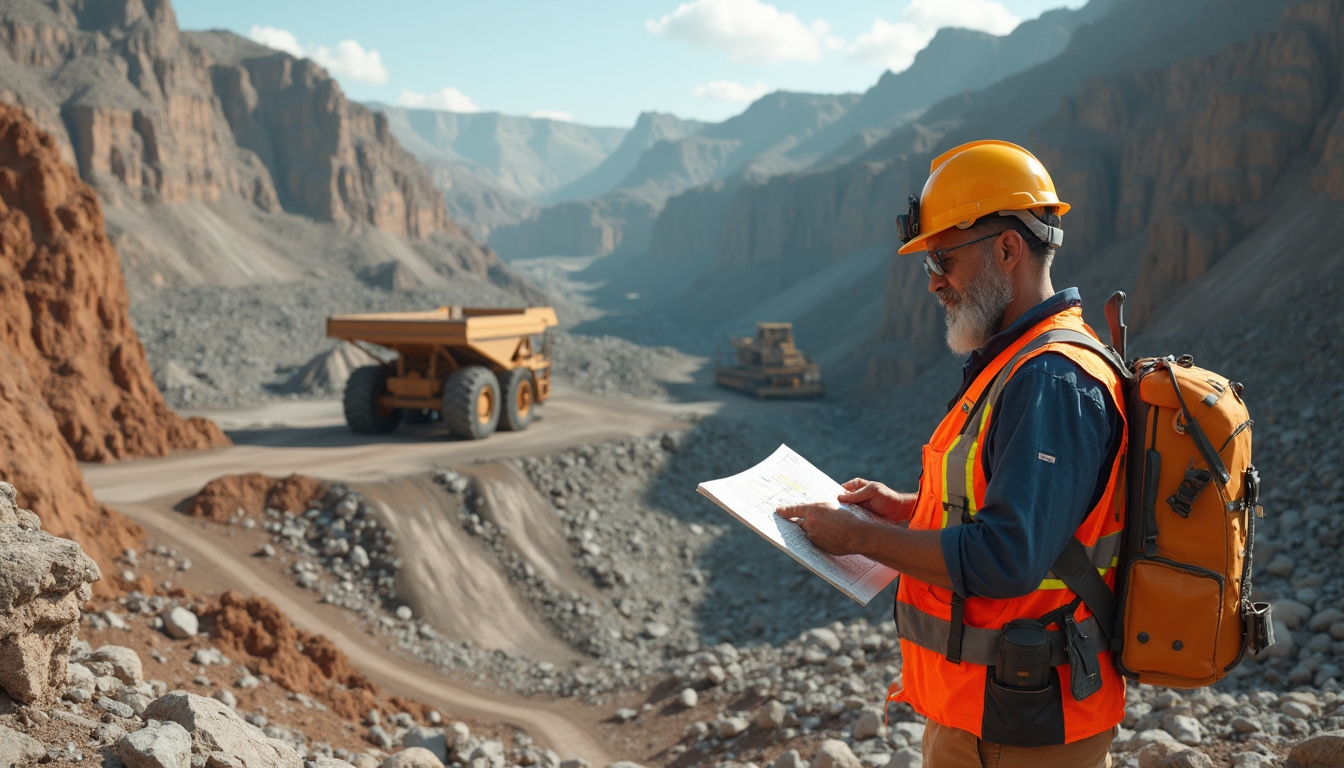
896, 199, 1071, 256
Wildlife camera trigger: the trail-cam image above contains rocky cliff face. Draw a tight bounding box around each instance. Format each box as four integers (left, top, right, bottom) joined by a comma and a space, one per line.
0, 102, 227, 588
0, 0, 504, 299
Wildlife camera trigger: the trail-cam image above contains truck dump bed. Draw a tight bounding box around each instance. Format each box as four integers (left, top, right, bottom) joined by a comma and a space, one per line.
327, 307, 558, 370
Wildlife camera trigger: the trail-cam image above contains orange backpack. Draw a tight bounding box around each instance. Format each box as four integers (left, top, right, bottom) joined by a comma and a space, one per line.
1046, 292, 1270, 688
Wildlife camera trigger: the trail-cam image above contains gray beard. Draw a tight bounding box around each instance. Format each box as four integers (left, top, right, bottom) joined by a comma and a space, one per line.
940, 256, 1014, 356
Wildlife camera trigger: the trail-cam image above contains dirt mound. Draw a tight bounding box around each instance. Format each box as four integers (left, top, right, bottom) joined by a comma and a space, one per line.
203, 590, 427, 721
0, 102, 230, 593
182, 473, 327, 523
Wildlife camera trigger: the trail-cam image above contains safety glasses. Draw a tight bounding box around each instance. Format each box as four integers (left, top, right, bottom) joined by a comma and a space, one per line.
922, 231, 1002, 277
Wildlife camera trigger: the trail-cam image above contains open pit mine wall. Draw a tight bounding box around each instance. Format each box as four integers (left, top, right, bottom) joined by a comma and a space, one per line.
653, 0, 1344, 390
0, 101, 228, 591
0, 0, 451, 241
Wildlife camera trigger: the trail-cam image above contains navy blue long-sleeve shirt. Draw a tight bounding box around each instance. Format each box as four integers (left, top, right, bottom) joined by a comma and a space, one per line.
940, 288, 1123, 600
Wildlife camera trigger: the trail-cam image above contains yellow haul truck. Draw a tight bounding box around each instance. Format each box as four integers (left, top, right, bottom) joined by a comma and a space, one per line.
326, 306, 558, 440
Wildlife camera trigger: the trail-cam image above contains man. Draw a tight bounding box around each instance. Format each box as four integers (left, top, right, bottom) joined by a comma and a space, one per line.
777, 140, 1126, 768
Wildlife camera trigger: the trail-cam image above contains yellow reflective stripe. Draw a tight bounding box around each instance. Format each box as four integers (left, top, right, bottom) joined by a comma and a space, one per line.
966, 404, 994, 517
940, 434, 963, 529
1038, 560, 1117, 590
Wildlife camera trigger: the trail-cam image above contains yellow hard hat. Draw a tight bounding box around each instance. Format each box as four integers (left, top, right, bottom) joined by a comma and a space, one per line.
896, 140, 1069, 255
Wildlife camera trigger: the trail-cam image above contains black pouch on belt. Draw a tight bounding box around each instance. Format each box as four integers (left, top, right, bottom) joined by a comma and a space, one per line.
995, 619, 1050, 690
1064, 612, 1102, 701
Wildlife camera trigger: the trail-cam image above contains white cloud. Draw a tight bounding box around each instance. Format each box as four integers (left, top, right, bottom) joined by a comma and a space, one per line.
693, 80, 771, 102
646, 0, 828, 64
529, 110, 574, 122
248, 25, 303, 58
847, 0, 1020, 73
247, 26, 388, 85
395, 88, 481, 113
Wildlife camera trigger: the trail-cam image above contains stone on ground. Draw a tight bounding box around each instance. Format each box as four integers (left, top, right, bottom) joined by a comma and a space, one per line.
1285, 730, 1344, 768
754, 700, 787, 730
118, 720, 192, 768
0, 723, 45, 766
91, 645, 144, 685
163, 607, 199, 639
144, 691, 303, 767
401, 727, 448, 761
813, 739, 863, 768
884, 748, 922, 768
853, 706, 886, 740
677, 687, 698, 708
378, 748, 444, 768
775, 749, 809, 768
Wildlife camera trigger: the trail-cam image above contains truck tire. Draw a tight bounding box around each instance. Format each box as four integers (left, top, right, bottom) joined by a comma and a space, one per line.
498, 368, 535, 432
344, 366, 402, 434
442, 366, 500, 440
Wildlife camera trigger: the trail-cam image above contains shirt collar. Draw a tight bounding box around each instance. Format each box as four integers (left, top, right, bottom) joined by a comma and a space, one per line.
950, 287, 1083, 410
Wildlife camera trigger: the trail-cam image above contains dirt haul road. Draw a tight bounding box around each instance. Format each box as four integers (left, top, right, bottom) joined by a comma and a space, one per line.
80, 384, 696, 764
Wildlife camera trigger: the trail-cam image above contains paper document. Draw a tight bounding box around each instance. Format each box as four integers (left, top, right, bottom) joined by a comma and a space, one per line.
697, 444, 899, 605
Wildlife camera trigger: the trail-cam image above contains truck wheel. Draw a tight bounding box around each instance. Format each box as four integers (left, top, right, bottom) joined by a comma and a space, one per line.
442, 366, 500, 440
344, 366, 402, 434
498, 368, 535, 432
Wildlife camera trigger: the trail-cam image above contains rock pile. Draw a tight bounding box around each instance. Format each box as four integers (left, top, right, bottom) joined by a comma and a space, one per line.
549, 333, 695, 400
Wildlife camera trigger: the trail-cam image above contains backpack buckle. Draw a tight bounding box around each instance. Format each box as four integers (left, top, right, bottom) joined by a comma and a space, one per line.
1167, 466, 1213, 518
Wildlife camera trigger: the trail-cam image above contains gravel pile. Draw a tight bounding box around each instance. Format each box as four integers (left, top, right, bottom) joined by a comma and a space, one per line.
132, 279, 698, 409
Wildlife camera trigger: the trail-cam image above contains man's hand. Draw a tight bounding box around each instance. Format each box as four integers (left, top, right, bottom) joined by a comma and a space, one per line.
775, 503, 871, 556
838, 478, 916, 522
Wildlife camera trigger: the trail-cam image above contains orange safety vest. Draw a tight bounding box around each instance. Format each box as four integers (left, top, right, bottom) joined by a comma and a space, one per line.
889, 306, 1126, 746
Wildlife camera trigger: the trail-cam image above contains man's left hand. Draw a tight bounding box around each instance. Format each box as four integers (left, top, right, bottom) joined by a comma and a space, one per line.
775, 503, 869, 556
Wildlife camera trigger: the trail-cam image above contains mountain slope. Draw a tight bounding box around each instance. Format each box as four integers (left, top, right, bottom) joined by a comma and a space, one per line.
546, 112, 707, 203
486, 92, 858, 259
0, 0, 522, 301
654, 0, 1298, 389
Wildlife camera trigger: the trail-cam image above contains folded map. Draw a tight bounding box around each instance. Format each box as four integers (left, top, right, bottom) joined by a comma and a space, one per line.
697, 444, 899, 605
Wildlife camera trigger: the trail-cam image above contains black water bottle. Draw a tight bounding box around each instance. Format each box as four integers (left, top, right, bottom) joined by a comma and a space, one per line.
996, 621, 1050, 690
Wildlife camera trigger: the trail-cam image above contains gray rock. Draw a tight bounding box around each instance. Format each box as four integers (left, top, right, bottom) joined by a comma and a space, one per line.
889, 723, 925, 746
97, 695, 136, 718
1285, 729, 1344, 767
120, 690, 153, 716
309, 760, 356, 768
347, 545, 370, 569
378, 748, 444, 768
0, 723, 45, 766
853, 707, 886, 740
642, 621, 669, 639
193, 648, 226, 666
1163, 713, 1203, 745
1264, 555, 1296, 577
775, 749, 809, 768
92, 645, 145, 685
0, 489, 102, 704
883, 749, 922, 768
606, 763, 650, 768
807, 628, 842, 652
1308, 609, 1344, 634
1230, 754, 1275, 768
1231, 717, 1259, 734
1275, 600, 1312, 629
704, 664, 727, 685
613, 708, 637, 723
211, 689, 237, 709
401, 727, 447, 761
717, 717, 749, 737
143, 691, 303, 767
469, 740, 505, 768
119, 719, 192, 768
163, 608, 199, 639
1282, 701, 1313, 720
350, 756, 381, 768
813, 739, 863, 768
558, 760, 591, 768
677, 687, 698, 708
368, 725, 394, 749
754, 700, 786, 731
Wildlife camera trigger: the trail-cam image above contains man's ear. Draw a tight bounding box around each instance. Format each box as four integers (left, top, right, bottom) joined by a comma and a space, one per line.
997, 229, 1025, 272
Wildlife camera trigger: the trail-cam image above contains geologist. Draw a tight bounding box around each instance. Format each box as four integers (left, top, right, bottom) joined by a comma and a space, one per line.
777, 140, 1125, 768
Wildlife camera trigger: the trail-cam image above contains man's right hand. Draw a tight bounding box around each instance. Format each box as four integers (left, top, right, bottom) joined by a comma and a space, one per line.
838, 478, 916, 522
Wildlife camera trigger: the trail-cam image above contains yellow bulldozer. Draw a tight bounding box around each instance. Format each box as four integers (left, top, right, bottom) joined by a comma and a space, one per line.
715, 322, 824, 399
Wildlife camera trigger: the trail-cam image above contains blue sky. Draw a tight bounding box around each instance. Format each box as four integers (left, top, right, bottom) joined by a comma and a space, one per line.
174, 0, 1088, 127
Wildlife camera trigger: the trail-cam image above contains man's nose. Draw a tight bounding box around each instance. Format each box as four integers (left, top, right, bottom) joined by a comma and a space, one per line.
927, 267, 948, 294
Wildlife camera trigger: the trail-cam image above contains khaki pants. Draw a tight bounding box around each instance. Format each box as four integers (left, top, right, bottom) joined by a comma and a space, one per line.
922, 720, 1115, 768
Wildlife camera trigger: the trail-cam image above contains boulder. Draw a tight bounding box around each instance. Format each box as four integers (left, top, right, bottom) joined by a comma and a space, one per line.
143, 691, 302, 767
163, 608, 199, 639
775, 750, 809, 768
401, 726, 448, 761
0, 724, 45, 766
0, 485, 101, 704
1285, 730, 1344, 768
754, 700, 787, 731
813, 740, 863, 768
677, 687, 698, 708
92, 645, 144, 685
884, 748, 922, 768
853, 706, 886, 740
470, 740, 506, 768
350, 756, 381, 768
118, 719, 192, 768
378, 748, 444, 768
